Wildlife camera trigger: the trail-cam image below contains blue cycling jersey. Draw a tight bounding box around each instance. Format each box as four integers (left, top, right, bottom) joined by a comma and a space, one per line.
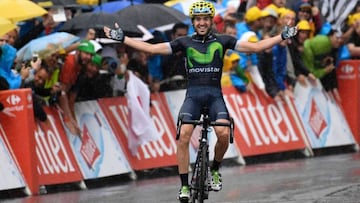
170, 33, 238, 121
170, 33, 238, 87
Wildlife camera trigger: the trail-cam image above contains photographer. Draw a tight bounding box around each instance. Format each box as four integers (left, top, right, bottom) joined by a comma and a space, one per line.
0, 34, 30, 89
21, 64, 57, 122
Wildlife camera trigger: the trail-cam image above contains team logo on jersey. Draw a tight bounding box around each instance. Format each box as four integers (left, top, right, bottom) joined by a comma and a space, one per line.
186, 42, 223, 69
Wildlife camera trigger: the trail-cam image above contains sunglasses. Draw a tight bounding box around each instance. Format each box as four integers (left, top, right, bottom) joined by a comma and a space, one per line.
300, 9, 311, 14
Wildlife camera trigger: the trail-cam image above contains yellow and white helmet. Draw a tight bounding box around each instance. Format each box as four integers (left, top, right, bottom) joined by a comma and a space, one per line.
189, 1, 215, 18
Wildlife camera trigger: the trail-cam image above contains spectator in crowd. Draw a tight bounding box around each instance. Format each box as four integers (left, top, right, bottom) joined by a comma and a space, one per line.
236, 6, 262, 39
258, 33, 282, 99
287, 20, 317, 89
71, 54, 111, 101
236, 7, 262, 76
6, 28, 19, 47
111, 52, 129, 97
223, 22, 237, 37
0, 34, 30, 89
264, 0, 287, 13
127, 50, 151, 85
160, 22, 189, 91
15, 8, 70, 50
146, 30, 167, 92
58, 40, 95, 136
271, 30, 294, 100
260, 8, 279, 37
221, 49, 254, 94
213, 2, 239, 33
21, 64, 59, 122
302, 29, 344, 101
37, 45, 64, 105
294, 0, 322, 38
239, 31, 268, 97
347, 13, 360, 59
277, 8, 296, 35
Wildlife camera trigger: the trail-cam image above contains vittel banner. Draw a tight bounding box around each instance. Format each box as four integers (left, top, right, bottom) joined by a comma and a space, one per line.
36, 107, 82, 185
98, 94, 178, 170
222, 87, 308, 156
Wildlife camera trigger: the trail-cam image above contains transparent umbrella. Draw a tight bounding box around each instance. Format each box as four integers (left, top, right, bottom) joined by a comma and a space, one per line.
16, 32, 80, 61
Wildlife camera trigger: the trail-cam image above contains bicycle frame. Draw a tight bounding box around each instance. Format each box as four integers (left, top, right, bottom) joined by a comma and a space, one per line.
176, 107, 234, 203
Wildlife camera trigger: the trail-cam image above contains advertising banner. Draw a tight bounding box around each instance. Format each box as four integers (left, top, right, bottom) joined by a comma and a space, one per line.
337, 60, 360, 144
36, 107, 83, 185
0, 89, 38, 194
294, 79, 355, 148
0, 126, 26, 191
68, 101, 132, 179
223, 87, 307, 156
98, 93, 178, 170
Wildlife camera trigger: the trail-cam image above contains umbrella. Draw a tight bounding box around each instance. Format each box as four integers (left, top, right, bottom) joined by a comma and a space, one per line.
116, 3, 189, 35
93, 0, 141, 13
32, 0, 80, 8
164, 0, 226, 16
0, 0, 48, 23
16, 32, 80, 61
0, 17, 17, 37
60, 11, 143, 37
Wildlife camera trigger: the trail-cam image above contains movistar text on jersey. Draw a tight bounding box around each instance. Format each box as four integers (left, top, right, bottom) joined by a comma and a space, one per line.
188, 67, 221, 73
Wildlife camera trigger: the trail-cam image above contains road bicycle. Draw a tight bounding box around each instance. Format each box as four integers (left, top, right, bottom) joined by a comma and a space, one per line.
176, 107, 234, 203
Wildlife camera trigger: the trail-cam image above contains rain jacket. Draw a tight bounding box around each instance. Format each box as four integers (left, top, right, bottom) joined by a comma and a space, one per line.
0, 44, 22, 89
302, 35, 332, 78
236, 22, 259, 68
272, 44, 287, 91
222, 50, 249, 92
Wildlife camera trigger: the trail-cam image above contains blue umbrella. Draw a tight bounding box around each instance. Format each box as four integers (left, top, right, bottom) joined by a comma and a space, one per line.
93, 0, 141, 13
16, 32, 80, 61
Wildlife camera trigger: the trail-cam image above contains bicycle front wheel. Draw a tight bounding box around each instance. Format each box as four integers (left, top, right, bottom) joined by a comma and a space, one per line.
198, 143, 208, 203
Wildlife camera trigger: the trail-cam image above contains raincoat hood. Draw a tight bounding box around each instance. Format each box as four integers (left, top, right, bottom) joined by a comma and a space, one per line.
0, 44, 21, 89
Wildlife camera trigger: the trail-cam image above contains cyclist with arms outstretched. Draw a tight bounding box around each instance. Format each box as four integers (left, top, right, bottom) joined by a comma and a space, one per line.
104, 1, 297, 201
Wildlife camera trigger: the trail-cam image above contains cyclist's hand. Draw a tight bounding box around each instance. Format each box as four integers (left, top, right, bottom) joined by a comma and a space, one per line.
281, 22, 298, 40
104, 23, 125, 42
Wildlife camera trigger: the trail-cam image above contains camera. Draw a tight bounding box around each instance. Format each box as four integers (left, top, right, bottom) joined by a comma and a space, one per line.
32, 54, 38, 62
321, 57, 333, 67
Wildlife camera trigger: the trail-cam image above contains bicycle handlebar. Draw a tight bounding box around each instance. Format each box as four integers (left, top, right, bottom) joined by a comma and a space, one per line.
176, 117, 235, 143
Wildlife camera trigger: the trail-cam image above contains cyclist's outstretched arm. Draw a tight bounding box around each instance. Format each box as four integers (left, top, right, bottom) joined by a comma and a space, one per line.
235, 35, 283, 54
235, 21, 297, 54
104, 23, 171, 55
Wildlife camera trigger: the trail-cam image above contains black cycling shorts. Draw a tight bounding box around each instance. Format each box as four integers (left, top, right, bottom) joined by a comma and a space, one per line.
178, 86, 229, 122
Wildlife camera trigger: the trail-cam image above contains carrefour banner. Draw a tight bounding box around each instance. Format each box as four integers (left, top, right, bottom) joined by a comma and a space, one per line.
0, 89, 39, 194
69, 101, 132, 179
294, 79, 355, 148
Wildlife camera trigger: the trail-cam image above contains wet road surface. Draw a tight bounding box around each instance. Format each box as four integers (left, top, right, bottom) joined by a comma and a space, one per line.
1, 151, 360, 203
